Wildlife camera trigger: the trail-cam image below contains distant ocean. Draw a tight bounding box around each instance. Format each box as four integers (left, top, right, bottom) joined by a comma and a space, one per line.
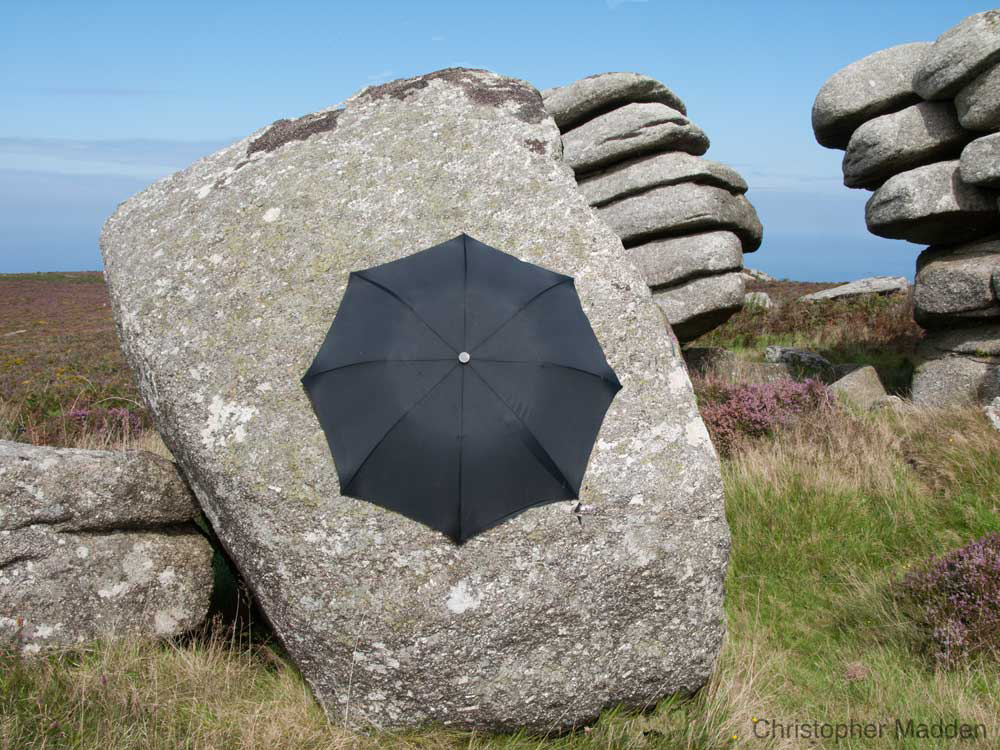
0, 169, 917, 283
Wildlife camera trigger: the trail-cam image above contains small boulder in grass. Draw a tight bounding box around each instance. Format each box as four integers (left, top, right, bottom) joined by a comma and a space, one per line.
986, 397, 1000, 431
896, 532, 1000, 666
830, 365, 888, 410
764, 346, 836, 383
744, 291, 773, 310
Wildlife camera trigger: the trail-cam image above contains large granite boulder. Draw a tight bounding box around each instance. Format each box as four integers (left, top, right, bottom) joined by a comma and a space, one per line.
913, 10, 1000, 100
960, 133, 1000, 187
842, 102, 971, 189
865, 160, 999, 244
542, 72, 686, 129
812, 13, 1000, 409
912, 325, 1000, 405
544, 72, 762, 343
100, 68, 729, 732
956, 62, 1000, 131
0, 441, 213, 653
651, 273, 745, 341
812, 43, 930, 149
578, 152, 747, 206
561, 102, 709, 173
630, 231, 743, 288
597, 183, 763, 250
914, 237, 1000, 327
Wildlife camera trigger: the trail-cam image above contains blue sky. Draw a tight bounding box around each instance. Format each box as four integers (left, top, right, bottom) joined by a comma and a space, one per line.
1, 0, 993, 280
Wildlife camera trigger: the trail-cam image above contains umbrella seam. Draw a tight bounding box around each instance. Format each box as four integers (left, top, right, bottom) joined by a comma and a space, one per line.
301, 359, 455, 382
468, 278, 572, 352
340, 363, 460, 494
354, 272, 459, 354
466, 363, 578, 495
458, 366, 465, 543
472, 359, 622, 388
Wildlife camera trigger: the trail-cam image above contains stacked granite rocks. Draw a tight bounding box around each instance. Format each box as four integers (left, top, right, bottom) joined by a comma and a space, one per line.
542, 73, 763, 341
812, 10, 1000, 405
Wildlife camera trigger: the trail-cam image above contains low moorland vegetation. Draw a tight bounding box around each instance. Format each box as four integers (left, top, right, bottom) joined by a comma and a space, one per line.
2, 274, 998, 749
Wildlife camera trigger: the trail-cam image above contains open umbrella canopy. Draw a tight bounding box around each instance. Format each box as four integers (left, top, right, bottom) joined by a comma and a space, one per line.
301, 234, 622, 543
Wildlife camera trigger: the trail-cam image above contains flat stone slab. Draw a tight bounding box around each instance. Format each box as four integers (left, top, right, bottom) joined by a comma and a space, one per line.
742, 268, 776, 281
99, 68, 729, 733
561, 102, 709, 174
914, 10, 1000, 100
956, 61, 1000, 131
960, 133, 1000, 188
542, 72, 686, 130
596, 183, 762, 252
842, 102, 972, 189
0, 441, 213, 653
578, 152, 747, 206
651, 272, 744, 342
800, 276, 908, 302
630, 230, 743, 289
812, 43, 930, 150
915, 237, 1000, 327
865, 160, 999, 245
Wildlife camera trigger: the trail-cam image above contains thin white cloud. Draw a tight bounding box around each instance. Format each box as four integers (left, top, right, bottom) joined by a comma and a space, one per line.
0, 137, 231, 179
606, 0, 648, 9
33, 86, 170, 97
431, 34, 446, 42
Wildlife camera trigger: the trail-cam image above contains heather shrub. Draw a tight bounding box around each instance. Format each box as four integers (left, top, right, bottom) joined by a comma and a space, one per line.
695, 377, 831, 455
895, 533, 1000, 666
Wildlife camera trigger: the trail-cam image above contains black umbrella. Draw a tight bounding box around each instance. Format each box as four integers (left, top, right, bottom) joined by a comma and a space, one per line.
302, 233, 622, 543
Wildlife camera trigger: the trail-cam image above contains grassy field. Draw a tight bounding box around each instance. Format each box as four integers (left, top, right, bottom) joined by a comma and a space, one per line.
2, 275, 998, 749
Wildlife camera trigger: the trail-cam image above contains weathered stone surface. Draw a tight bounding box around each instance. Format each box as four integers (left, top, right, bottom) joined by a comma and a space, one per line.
960, 133, 1000, 187
912, 355, 1000, 406
956, 62, 1000, 131
913, 10, 1000, 100
812, 43, 931, 149
629, 230, 742, 289
763, 346, 835, 382
865, 160, 999, 244
800, 276, 909, 302
577, 152, 747, 206
744, 291, 772, 309
920, 323, 1000, 357
914, 237, 1000, 327
842, 102, 972, 189
597, 183, 763, 252
912, 324, 1000, 406
0, 441, 213, 653
651, 273, 744, 342
541, 72, 686, 129
830, 365, 887, 409
99, 68, 729, 732
562, 102, 709, 174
